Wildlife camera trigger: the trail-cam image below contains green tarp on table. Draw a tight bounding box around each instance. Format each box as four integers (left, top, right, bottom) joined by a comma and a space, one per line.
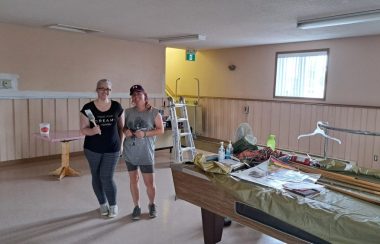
202, 168, 380, 243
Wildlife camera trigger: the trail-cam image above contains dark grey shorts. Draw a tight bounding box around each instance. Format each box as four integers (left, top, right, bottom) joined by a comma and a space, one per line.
125, 161, 154, 173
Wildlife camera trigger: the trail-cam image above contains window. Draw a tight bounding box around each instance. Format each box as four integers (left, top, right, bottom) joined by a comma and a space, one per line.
274, 49, 328, 100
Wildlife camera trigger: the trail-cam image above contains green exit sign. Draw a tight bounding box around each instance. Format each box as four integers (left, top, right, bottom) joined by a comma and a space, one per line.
186, 49, 196, 61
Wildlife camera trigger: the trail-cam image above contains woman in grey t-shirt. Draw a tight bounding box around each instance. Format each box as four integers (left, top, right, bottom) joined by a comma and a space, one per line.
123, 84, 164, 220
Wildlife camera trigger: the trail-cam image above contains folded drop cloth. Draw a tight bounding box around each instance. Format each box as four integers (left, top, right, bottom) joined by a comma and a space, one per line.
194, 153, 232, 174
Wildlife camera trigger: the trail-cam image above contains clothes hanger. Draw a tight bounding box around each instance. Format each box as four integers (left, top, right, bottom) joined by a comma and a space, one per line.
297, 121, 341, 144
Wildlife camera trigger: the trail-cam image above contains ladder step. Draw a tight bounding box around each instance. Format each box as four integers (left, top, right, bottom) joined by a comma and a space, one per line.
177, 118, 188, 122
181, 147, 196, 152
174, 104, 186, 108
180, 132, 192, 137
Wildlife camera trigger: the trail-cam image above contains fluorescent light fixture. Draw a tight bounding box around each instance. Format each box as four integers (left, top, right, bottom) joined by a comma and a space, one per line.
158, 34, 206, 43
297, 9, 380, 29
47, 24, 102, 33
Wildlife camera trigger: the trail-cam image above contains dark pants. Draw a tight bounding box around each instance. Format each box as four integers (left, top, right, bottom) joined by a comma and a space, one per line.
84, 149, 119, 206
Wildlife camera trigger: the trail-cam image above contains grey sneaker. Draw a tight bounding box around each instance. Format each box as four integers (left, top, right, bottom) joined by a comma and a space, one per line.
108, 205, 118, 218
148, 203, 157, 218
99, 203, 109, 216
132, 206, 141, 220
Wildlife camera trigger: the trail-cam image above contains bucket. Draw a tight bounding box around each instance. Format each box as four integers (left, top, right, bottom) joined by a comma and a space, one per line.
39, 123, 50, 136
233, 135, 258, 154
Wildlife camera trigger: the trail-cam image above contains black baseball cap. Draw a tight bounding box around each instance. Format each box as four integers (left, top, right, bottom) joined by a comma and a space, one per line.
130, 84, 145, 95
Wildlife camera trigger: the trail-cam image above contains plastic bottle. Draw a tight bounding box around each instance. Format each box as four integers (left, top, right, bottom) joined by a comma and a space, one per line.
266, 134, 276, 150
225, 140, 233, 159
218, 142, 225, 162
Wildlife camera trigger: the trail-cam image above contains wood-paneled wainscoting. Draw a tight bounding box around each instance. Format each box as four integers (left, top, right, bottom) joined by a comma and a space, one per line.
199, 97, 380, 169
0, 97, 166, 163
2, 96, 380, 169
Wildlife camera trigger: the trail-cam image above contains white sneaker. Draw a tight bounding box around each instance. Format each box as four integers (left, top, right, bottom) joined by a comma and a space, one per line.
99, 203, 109, 216
108, 205, 118, 218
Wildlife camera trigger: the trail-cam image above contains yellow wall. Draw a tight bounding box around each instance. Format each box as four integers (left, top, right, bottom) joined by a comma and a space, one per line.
166, 48, 202, 98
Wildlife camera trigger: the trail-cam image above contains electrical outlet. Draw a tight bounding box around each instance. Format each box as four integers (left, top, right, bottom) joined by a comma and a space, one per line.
374, 155, 378, 162
243, 105, 249, 114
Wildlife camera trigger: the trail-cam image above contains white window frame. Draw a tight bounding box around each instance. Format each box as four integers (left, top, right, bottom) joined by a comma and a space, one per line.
273, 49, 329, 100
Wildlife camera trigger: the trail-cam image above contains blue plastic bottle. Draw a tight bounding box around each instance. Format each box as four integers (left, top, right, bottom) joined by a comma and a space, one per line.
225, 140, 233, 159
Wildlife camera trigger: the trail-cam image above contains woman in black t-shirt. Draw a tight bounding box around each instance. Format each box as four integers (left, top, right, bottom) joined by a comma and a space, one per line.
80, 79, 124, 218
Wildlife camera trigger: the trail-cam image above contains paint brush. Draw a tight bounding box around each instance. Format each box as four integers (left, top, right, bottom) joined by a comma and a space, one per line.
84, 109, 101, 135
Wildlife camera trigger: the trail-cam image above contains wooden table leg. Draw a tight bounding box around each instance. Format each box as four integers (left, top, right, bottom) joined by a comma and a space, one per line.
201, 208, 224, 244
49, 141, 80, 180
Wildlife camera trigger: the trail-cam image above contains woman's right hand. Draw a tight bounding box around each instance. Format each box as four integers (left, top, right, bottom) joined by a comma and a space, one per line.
123, 128, 134, 137
92, 125, 101, 135
80, 113, 101, 136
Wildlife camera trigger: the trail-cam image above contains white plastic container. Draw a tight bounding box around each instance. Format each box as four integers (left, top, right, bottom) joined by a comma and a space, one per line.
39, 123, 50, 136
218, 142, 225, 162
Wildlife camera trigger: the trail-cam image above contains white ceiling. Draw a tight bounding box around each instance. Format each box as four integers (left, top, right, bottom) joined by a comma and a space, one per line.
1, 0, 380, 50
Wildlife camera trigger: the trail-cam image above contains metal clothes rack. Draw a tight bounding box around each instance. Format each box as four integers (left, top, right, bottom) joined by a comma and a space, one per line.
319, 123, 380, 136
303, 121, 380, 159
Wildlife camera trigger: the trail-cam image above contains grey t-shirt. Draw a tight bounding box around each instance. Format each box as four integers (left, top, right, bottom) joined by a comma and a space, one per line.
123, 106, 159, 165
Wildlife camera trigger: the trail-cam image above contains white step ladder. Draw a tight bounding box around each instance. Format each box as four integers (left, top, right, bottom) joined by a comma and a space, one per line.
168, 96, 196, 163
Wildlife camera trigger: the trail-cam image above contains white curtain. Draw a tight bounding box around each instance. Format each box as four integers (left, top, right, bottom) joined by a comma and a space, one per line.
275, 51, 328, 99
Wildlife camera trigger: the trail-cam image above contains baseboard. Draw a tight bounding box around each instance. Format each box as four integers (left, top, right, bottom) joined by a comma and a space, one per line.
0, 151, 84, 167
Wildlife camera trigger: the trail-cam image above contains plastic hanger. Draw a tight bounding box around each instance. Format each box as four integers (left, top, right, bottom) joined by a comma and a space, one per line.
297, 121, 341, 144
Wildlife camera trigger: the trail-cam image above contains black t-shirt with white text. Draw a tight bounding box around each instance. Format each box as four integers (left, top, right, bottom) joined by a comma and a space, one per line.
80, 100, 123, 153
